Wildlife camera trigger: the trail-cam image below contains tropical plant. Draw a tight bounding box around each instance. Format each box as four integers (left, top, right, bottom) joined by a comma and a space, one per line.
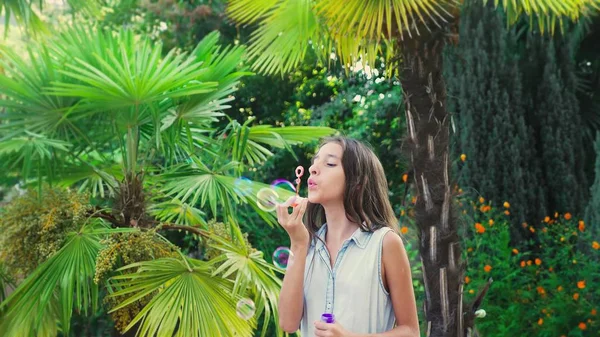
225, 0, 600, 335
0, 24, 334, 336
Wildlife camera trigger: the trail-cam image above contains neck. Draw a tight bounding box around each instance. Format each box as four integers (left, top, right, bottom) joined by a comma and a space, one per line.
323, 200, 359, 243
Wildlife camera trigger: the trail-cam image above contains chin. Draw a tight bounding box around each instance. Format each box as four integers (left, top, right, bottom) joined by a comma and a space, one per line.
307, 192, 320, 204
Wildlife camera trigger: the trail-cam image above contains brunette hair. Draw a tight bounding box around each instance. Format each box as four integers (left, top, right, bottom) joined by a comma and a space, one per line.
304, 136, 399, 245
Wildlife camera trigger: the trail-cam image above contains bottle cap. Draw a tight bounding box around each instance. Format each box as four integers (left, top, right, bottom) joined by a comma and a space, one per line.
320, 313, 335, 323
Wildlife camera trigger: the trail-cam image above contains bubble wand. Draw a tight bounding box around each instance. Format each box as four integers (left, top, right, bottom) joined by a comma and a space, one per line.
292, 166, 304, 206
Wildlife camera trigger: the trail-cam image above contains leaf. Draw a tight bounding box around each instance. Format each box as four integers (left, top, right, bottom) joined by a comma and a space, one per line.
106, 257, 255, 337
208, 225, 287, 337
0, 220, 126, 337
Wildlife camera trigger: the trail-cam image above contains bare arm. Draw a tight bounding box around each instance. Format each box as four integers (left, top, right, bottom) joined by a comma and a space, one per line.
278, 243, 308, 333
276, 197, 310, 333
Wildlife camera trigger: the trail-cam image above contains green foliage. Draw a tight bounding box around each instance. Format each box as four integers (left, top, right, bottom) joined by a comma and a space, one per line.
525, 28, 589, 216
0, 219, 129, 337
0, 187, 92, 277
94, 230, 180, 333
585, 133, 600, 238
445, 4, 591, 242
460, 197, 600, 337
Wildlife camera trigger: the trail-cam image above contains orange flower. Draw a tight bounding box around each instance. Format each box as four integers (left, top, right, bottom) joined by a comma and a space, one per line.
465, 276, 471, 284
400, 210, 406, 216
579, 322, 587, 330
536, 286, 546, 295
484, 265, 492, 273
520, 261, 526, 268
411, 196, 417, 204
503, 201, 510, 208
535, 258, 542, 265
577, 280, 586, 289
475, 223, 486, 234
564, 213, 572, 220
479, 196, 485, 203
527, 260, 532, 266
591, 308, 597, 316
504, 210, 510, 216
467, 247, 473, 253
522, 222, 528, 228
402, 173, 408, 183
573, 293, 580, 300
512, 248, 519, 254
529, 226, 535, 233
488, 219, 494, 226
593, 241, 600, 250
554, 212, 559, 218
537, 318, 543, 325
544, 216, 550, 223
469, 289, 474, 294
401, 226, 409, 234
578, 220, 585, 232
548, 267, 553, 272
460, 154, 467, 162
557, 286, 563, 292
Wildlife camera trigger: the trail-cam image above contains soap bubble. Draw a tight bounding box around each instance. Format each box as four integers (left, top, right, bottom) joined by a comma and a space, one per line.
234, 177, 253, 196
256, 187, 280, 212
236, 298, 256, 320
273, 247, 293, 270
270, 179, 296, 192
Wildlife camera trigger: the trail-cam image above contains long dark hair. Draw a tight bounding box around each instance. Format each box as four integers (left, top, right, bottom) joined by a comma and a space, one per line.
305, 136, 399, 245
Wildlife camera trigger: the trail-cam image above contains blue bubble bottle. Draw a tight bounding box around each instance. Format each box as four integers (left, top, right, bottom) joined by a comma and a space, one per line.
321, 313, 335, 323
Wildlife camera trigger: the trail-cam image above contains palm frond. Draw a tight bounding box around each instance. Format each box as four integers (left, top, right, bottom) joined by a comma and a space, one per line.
0, 220, 133, 337
227, 0, 282, 24
317, 0, 454, 41
243, 0, 323, 75
208, 225, 286, 337
47, 28, 219, 111
489, 0, 600, 34
148, 199, 208, 227
107, 257, 255, 337
160, 167, 296, 227
0, 131, 72, 180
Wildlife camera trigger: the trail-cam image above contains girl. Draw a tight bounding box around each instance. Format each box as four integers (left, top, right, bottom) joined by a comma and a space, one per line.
276, 136, 420, 337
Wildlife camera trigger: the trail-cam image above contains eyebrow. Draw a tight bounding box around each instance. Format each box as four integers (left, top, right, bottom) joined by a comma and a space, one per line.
312, 153, 339, 163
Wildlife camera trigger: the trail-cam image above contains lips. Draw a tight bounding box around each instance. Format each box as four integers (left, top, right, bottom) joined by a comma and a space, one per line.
308, 178, 317, 189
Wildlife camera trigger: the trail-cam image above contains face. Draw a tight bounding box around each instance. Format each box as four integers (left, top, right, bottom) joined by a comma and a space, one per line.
307, 142, 345, 205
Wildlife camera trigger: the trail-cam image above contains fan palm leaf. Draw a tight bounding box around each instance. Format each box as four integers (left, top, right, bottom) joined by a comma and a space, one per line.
0, 219, 134, 337
208, 225, 285, 337
107, 257, 255, 337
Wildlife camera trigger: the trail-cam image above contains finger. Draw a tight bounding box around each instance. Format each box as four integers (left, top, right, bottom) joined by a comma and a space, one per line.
314, 330, 328, 337
276, 204, 289, 226
276, 204, 284, 225
298, 198, 309, 217
291, 198, 305, 219
279, 196, 297, 208
314, 321, 328, 331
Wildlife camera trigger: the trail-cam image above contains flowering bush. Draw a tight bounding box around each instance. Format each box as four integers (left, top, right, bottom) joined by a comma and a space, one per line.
460, 197, 599, 337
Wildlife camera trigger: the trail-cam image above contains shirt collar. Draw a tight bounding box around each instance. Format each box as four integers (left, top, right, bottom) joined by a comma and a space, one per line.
313, 223, 371, 250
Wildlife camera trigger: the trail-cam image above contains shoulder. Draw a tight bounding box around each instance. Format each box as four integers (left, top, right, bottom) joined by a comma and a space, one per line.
382, 230, 409, 270
382, 230, 404, 253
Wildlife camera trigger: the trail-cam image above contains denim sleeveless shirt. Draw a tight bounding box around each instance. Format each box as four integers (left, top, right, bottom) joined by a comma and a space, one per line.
300, 224, 396, 336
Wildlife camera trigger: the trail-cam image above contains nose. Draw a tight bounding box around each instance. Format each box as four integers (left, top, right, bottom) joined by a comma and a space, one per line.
309, 162, 318, 175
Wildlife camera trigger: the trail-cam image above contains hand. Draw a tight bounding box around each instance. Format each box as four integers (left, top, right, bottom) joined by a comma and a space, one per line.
276, 196, 309, 248
314, 321, 353, 337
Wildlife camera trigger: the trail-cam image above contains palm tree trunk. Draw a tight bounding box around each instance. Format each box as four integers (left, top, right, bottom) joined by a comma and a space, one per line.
399, 32, 464, 337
